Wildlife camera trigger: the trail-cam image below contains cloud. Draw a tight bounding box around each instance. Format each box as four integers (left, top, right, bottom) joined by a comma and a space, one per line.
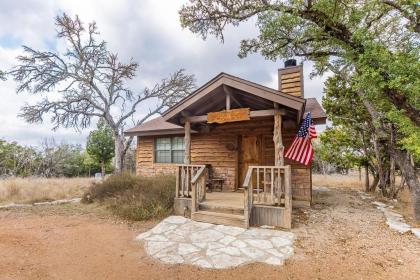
0, 0, 328, 146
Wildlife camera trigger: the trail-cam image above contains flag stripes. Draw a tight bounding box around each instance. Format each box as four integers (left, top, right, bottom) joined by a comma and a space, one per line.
285, 112, 317, 166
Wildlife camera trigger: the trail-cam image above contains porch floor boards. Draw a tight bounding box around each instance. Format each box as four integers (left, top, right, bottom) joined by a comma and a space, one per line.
201, 191, 244, 209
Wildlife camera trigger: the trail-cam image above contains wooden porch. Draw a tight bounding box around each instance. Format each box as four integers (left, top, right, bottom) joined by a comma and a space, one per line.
174, 164, 292, 229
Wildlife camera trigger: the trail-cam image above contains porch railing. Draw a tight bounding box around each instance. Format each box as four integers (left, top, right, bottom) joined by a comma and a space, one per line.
243, 165, 292, 228
175, 164, 207, 198
190, 165, 208, 213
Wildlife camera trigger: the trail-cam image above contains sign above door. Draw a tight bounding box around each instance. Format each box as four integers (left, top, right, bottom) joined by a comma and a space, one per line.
207, 108, 250, 124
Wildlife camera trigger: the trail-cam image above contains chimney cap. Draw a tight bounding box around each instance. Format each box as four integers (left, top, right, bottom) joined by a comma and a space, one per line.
284, 59, 297, 67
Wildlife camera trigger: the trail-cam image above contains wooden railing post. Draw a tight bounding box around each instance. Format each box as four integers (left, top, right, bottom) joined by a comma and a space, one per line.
184, 119, 191, 164
284, 165, 292, 228
243, 167, 255, 228
175, 166, 180, 198
189, 165, 207, 215
191, 181, 197, 213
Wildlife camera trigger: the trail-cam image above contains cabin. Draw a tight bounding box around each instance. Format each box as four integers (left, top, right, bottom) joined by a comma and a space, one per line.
125, 60, 326, 229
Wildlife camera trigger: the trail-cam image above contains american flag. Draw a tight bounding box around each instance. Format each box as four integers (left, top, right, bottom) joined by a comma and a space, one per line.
285, 112, 317, 166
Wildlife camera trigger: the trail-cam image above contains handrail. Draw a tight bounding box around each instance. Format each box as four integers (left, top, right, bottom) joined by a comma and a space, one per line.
191, 165, 206, 184
175, 164, 208, 214
175, 164, 206, 198
242, 168, 254, 189
190, 165, 207, 213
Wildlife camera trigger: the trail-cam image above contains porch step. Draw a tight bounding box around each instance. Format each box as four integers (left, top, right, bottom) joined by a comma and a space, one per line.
198, 203, 244, 215
191, 211, 246, 228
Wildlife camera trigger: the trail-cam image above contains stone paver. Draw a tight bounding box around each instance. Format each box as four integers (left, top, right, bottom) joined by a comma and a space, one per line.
372, 201, 420, 238
136, 216, 295, 269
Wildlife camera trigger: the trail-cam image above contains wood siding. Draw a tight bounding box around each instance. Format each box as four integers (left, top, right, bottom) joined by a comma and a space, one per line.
136, 118, 312, 203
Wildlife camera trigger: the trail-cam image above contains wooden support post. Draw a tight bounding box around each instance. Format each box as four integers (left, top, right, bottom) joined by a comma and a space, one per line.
226, 91, 231, 110
273, 103, 284, 166
184, 119, 191, 164
284, 165, 292, 228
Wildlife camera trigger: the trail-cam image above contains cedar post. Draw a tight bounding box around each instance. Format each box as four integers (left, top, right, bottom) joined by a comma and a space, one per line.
184, 119, 191, 164
273, 103, 284, 166
226, 91, 231, 110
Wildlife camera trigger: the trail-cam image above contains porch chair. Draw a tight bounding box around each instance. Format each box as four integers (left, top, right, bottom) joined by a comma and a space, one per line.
205, 164, 224, 192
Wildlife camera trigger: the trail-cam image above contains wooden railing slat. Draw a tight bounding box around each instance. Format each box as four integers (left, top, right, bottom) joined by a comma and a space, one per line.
270, 168, 274, 204
242, 165, 292, 228
256, 168, 260, 203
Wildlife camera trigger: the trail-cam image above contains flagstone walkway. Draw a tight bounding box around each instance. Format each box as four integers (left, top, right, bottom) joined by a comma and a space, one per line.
136, 216, 295, 269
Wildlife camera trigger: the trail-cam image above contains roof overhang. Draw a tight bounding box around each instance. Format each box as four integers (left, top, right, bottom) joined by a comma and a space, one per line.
162, 73, 305, 123
124, 73, 327, 137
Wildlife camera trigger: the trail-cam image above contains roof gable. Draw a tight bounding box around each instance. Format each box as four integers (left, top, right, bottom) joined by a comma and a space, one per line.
162, 73, 305, 122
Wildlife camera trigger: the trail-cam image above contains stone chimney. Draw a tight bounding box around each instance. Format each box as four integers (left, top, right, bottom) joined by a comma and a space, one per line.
278, 59, 304, 98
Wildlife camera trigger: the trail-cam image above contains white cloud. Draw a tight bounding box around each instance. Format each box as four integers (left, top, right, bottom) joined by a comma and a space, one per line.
0, 0, 328, 146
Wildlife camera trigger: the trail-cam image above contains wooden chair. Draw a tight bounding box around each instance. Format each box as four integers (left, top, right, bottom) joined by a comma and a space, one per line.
205, 164, 224, 192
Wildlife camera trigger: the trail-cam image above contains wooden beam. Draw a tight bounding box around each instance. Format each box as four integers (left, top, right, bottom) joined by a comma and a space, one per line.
184, 119, 191, 164
181, 109, 286, 124
185, 115, 208, 123
226, 90, 231, 110
223, 85, 243, 107
273, 103, 284, 166
230, 94, 243, 107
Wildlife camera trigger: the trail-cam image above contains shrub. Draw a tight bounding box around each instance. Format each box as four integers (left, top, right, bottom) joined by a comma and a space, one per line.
82, 173, 175, 221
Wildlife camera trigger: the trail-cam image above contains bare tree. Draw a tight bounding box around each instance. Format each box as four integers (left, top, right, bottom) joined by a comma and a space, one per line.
7, 14, 195, 172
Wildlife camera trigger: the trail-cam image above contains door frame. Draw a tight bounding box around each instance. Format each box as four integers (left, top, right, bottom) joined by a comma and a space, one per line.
237, 134, 263, 189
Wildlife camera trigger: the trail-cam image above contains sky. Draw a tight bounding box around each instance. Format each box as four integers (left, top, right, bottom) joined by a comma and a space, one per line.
0, 0, 328, 147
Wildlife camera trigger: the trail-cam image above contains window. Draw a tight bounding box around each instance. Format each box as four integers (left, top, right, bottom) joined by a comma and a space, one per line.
155, 137, 185, 163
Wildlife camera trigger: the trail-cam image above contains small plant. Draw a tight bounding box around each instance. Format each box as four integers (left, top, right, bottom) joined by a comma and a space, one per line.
82, 173, 175, 221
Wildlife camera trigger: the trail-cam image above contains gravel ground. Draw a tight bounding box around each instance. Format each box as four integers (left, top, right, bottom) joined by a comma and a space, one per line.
0, 187, 419, 280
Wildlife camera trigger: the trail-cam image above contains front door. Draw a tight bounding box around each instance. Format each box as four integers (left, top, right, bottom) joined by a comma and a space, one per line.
238, 135, 261, 188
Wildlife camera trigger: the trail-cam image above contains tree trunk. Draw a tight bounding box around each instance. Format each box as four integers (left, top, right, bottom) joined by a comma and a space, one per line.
372, 134, 391, 196
370, 174, 379, 192
389, 157, 397, 198
361, 96, 420, 220
389, 147, 420, 220
114, 135, 125, 173
364, 164, 370, 192
101, 160, 105, 178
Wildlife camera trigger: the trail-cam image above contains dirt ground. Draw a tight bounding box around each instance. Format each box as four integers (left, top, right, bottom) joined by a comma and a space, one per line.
1, 187, 419, 280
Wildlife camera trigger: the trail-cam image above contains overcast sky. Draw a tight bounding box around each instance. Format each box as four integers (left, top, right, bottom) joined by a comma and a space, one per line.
0, 0, 328, 147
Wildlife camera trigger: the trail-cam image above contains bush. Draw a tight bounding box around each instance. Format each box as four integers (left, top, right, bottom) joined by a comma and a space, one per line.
82, 173, 175, 221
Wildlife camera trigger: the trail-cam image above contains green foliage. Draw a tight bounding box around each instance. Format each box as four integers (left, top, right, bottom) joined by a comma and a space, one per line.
179, 0, 420, 161
86, 119, 115, 173
82, 173, 175, 221
0, 139, 40, 177
0, 139, 102, 177
318, 127, 365, 171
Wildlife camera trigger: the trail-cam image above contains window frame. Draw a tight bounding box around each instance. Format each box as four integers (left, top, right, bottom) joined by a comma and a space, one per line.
154, 136, 185, 164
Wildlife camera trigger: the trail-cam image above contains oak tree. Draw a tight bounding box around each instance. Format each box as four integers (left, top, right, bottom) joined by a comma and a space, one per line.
179, 0, 420, 219
7, 13, 195, 173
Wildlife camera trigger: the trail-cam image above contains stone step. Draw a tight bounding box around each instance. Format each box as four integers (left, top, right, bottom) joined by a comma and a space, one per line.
191, 210, 246, 228
198, 203, 244, 215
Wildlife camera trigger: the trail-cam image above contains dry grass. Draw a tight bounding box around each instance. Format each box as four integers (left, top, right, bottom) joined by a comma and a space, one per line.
83, 173, 175, 221
0, 177, 94, 204
312, 173, 365, 190
313, 172, 403, 191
